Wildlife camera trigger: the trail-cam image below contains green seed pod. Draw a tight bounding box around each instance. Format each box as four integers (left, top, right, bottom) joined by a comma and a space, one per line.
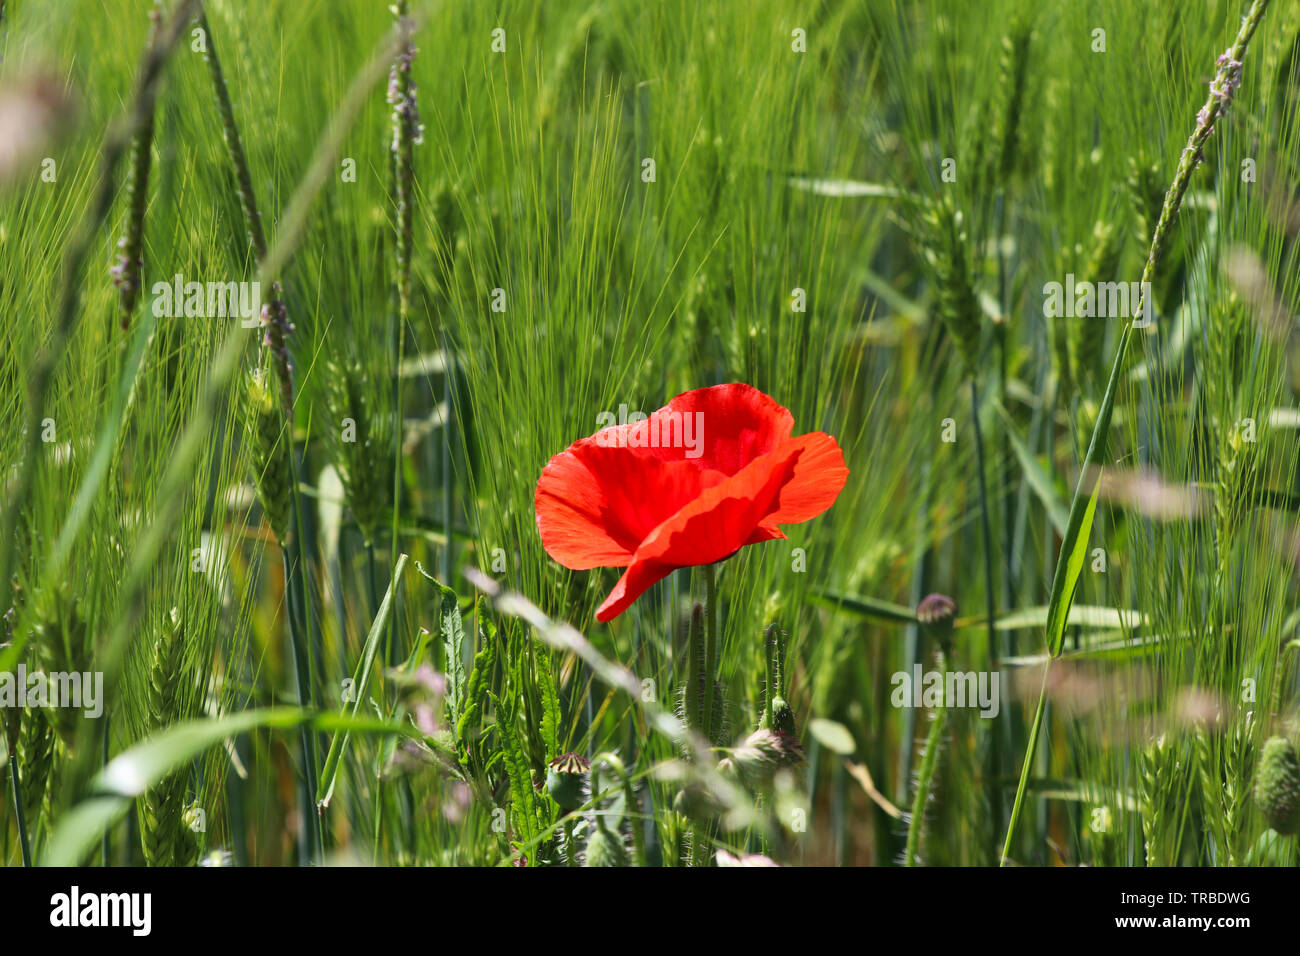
546, 752, 590, 813
1255, 737, 1300, 835
761, 623, 794, 734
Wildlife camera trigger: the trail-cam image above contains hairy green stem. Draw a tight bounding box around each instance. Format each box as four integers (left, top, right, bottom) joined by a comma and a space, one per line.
685, 601, 703, 733
905, 650, 948, 866
682, 596, 709, 866
701, 563, 719, 741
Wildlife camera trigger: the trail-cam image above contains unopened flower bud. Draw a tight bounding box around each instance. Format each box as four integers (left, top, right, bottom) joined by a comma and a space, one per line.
1255, 736, 1300, 835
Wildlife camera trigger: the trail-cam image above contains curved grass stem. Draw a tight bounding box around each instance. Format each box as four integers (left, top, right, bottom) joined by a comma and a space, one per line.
1000, 664, 1049, 865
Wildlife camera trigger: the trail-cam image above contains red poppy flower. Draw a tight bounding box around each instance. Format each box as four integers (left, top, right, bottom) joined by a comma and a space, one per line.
535, 383, 849, 621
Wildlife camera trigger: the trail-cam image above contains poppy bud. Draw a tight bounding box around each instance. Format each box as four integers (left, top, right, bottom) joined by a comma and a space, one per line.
583, 819, 629, 867
672, 780, 724, 821
731, 729, 805, 789
1255, 736, 1300, 835
768, 695, 796, 737
917, 593, 956, 645
546, 752, 591, 813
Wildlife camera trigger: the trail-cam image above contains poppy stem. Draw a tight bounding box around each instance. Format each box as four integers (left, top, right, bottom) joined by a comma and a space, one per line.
564, 818, 577, 866
683, 602, 712, 864
760, 625, 777, 730
686, 606, 707, 733
701, 563, 720, 742
905, 647, 948, 866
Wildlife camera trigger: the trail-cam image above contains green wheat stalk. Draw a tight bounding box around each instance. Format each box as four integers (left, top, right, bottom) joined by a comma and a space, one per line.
1001, 0, 1274, 865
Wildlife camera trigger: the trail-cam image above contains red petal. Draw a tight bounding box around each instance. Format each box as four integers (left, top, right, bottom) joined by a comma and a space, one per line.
595, 441, 805, 620
536, 440, 724, 570
591, 383, 794, 475
755, 431, 849, 533
662, 382, 794, 475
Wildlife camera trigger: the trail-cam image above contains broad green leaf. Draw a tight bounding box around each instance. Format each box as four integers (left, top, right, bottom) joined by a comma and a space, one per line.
1046, 482, 1100, 657
457, 617, 498, 747
415, 562, 468, 725
491, 695, 540, 846
440, 588, 468, 726
534, 637, 562, 759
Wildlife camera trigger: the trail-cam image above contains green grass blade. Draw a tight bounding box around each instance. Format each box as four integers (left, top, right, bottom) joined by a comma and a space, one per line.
1045, 322, 1131, 658
316, 552, 409, 809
